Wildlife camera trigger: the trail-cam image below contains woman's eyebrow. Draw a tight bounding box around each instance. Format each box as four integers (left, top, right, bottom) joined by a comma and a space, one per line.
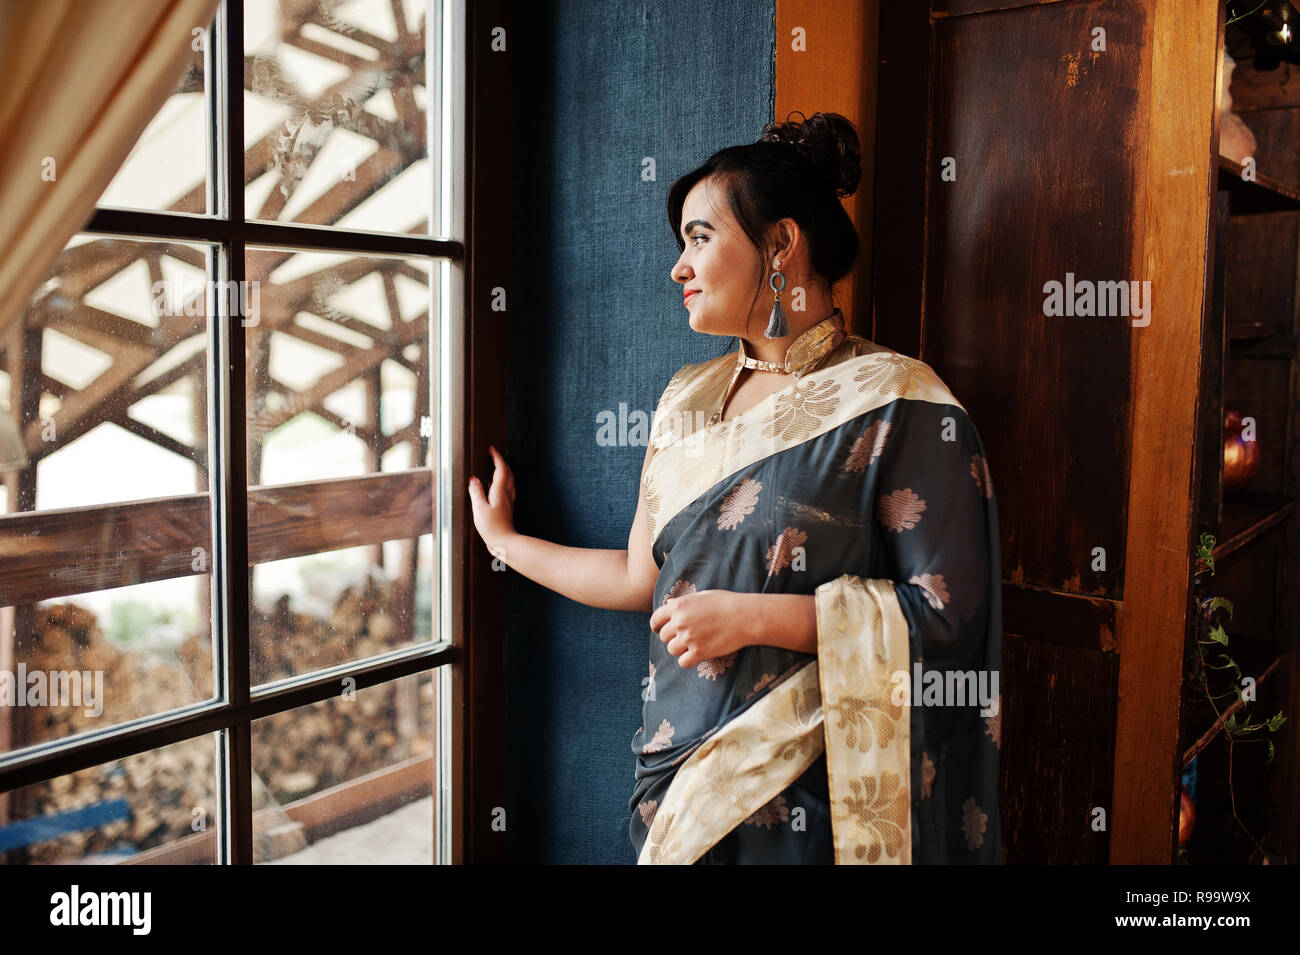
682, 218, 714, 237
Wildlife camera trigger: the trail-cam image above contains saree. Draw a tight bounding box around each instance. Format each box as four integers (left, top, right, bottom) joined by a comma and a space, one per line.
628, 310, 1002, 864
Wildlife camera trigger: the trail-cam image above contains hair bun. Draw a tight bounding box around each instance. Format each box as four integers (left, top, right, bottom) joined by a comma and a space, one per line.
758, 111, 862, 199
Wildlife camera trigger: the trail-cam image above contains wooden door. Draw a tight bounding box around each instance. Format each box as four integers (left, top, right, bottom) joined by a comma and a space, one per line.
873, 0, 1221, 863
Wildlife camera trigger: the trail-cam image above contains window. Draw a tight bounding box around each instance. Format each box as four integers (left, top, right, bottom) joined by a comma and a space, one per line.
0, 0, 466, 865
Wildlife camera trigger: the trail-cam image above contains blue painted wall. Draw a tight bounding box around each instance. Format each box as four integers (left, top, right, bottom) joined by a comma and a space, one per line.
506, 0, 776, 863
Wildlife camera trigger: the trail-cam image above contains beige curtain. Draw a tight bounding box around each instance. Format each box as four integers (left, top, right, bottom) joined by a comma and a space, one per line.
0, 0, 224, 336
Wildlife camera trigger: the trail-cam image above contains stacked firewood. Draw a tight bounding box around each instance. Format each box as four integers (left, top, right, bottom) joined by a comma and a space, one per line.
20, 604, 199, 745
15, 575, 432, 863
250, 574, 405, 684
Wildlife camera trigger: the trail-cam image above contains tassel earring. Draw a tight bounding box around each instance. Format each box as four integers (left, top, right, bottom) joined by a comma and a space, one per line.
765, 260, 788, 339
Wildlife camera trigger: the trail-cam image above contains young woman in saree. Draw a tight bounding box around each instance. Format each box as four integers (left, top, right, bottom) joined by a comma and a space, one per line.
468, 112, 1002, 865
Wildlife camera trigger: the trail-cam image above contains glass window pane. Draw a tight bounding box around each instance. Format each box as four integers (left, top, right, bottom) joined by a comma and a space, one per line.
248, 246, 436, 485
253, 673, 436, 863
0, 235, 218, 750
245, 245, 435, 681
244, 0, 441, 235
251, 536, 433, 684
1, 234, 214, 514
246, 246, 434, 483
0, 575, 215, 754
0, 734, 220, 864
97, 32, 211, 215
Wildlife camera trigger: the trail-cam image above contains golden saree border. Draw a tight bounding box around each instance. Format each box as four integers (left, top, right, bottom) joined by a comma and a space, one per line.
643, 349, 964, 547
814, 573, 913, 864
637, 661, 825, 865
637, 574, 912, 865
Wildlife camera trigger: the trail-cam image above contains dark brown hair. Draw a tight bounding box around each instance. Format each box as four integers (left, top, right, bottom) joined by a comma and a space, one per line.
667, 111, 863, 340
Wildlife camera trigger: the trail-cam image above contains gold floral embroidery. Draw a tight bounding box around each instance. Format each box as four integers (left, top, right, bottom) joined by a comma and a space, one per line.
664, 580, 696, 602
985, 695, 1001, 750
670, 725, 716, 767
962, 796, 988, 850
688, 737, 767, 824
765, 526, 808, 576
718, 476, 762, 530
909, 572, 950, 611
825, 689, 903, 753
697, 651, 738, 681
971, 453, 993, 498
853, 352, 946, 397
826, 594, 879, 651
637, 799, 658, 827
825, 587, 851, 634
759, 376, 841, 443
877, 488, 926, 532
836, 770, 910, 862
642, 718, 676, 754
743, 793, 790, 829
724, 418, 747, 460
756, 683, 823, 763
746, 672, 778, 700
844, 419, 892, 473
646, 808, 683, 864
921, 751, 936, 799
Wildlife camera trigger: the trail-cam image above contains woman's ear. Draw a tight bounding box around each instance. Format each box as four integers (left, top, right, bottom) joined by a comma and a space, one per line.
774, 217, 800, 266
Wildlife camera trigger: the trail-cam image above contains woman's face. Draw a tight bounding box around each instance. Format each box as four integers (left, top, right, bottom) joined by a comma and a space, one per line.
670, 177, 766, 338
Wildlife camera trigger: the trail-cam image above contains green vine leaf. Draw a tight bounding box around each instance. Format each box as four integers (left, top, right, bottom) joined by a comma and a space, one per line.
1185, 530, 1289, 835
1195, 533, 1217, 576
1208, 596, 1233, 619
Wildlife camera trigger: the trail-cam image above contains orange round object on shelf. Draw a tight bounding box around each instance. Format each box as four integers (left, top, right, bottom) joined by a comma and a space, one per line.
1178, 790, 1196, 846
1223, 405, 1261, 492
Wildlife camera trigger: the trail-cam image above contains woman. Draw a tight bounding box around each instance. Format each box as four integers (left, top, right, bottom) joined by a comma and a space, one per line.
468, 112, 1002, 865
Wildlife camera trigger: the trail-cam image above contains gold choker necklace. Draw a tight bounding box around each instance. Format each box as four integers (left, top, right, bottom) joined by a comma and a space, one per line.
737, 308, 847, 376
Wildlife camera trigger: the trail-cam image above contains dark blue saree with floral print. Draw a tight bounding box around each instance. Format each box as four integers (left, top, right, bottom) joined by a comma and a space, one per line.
628, 310, 1002, 865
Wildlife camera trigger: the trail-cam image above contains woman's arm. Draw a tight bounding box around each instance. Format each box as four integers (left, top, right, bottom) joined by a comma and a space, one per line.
467, 444, 659, 613
755, 594, 818, 654
652, 590, 816, 666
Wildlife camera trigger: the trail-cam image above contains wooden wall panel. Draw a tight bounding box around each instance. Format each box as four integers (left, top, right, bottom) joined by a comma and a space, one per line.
1002, 633, 1117, 863
928, 0, 1145, 600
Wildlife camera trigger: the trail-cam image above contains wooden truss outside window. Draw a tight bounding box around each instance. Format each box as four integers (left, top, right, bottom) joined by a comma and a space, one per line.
0, 0, 475, 865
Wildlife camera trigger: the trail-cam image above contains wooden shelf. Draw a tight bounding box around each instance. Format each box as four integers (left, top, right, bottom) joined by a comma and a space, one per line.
1227, 320, 1288, 340
1217, 156, 1300, 214
1231, 333, 1299, 358
1208, 491, 1295, 560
